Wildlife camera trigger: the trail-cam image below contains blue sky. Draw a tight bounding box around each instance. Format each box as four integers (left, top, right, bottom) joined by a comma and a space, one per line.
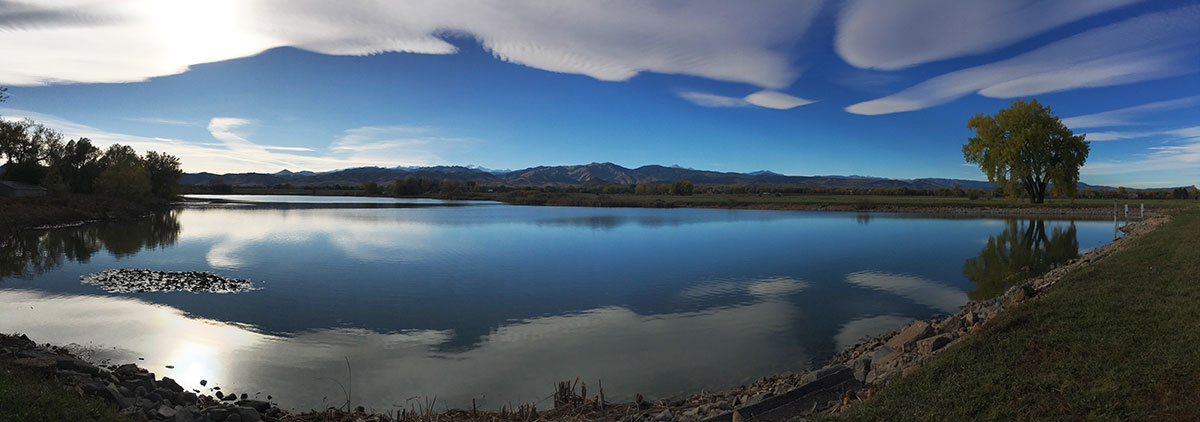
0, 0, 1197, 187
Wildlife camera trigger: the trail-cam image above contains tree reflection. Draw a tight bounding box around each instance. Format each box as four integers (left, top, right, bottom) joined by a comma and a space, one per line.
0, 210, 181, 281
963, 219, 1079, 300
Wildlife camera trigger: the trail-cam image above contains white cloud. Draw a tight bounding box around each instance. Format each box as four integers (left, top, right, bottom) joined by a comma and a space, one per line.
0, 0, 823, 89
0, 108, 469, 172
1061, 96, 1200, 128
677, 91, 750, 108
678, 90, 815, 110
845, 5, 1200, 115
1084, 125, 1200, 142
1084, 143, 1200, 176
1083, 130, 1157, 142
836, 0, 1140, 70
745, 90, 816, 110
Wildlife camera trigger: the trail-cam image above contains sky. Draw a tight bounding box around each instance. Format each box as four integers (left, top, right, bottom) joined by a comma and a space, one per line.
0, 0, 1197, 188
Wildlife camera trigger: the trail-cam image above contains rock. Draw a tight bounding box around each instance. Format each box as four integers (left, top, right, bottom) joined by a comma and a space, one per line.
177, 391, 198, 405
160, 376, 184, 393
936, 315, 965, 333
916, 333, 954, 355
56, 358, 101, 375
964, 312, 978, 326
151, 388, 174, 404
11, 356, 57, 371
80, 380, 132, 409
741, 391, 770, 407
851, 357, 872, 382
204, 407, 229, 421
234, 406, 262, 422
682, 407, 702, 418
901, 364, 922, 377
226, 414, 242, 422
1003, 284, 1037, 307
871, 345, 898, 368
237, 399, 270, 413
155, 404, 178, 419
886, 321, 933, 351
654, 409, 672, 421
119, 407, 147, 421
175, 409, 198, 422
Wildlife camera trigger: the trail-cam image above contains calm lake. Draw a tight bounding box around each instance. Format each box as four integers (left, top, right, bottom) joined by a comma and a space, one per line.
0, 196, 1119, 411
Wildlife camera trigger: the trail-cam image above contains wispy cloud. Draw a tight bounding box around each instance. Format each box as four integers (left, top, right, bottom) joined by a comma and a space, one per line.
1083, 125, 1200, 142
0, 108, 469, 173
836, 0, 1140, 70
1061, 96, 1200, 128
0, 0, 823, 90
677, 91, 751, 108
1083, 140, 1200, 181
678, 90, 814, 110
125, 117, 201, 126
845, 5, 1200, 115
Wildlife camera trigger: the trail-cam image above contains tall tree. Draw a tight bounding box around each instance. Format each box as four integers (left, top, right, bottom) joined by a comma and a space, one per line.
96, 144, 150, 199
963, 99, 1089, 204
143, 151, 182, 198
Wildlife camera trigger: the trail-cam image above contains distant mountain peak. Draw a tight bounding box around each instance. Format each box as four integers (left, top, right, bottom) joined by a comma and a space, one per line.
747, 170, 782, 176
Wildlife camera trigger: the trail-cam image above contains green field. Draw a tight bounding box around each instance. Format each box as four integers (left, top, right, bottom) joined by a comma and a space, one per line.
823, 209, 1200, 421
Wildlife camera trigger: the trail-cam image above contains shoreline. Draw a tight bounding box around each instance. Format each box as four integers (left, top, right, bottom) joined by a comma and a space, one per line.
180, 192, 1156, 219
0, 195, 172, 242
0, 203, 1171, 420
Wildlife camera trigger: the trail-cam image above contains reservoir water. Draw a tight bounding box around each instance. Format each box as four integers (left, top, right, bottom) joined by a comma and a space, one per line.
0, 196, 1118, 411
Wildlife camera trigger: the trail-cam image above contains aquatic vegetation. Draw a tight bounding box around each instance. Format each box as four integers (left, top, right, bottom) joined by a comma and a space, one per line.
80, 269, 256, 293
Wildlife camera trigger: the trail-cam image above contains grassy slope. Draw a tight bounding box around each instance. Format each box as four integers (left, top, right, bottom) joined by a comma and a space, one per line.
827, 209, 1200, 421
0, 362, 130, 422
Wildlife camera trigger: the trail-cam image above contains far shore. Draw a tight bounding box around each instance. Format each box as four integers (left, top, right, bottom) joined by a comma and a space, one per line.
178, 189, 1185, 218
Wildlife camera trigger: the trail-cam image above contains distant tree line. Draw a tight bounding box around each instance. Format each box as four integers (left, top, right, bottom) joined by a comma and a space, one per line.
0, 117, 182, 199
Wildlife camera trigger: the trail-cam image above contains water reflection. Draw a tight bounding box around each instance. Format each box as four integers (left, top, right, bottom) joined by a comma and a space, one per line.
0, 204, 1121, 411
962, 219, 1080, 300
0, 289, 805, 411
0, 211, 180, 281
845, 271, 967, 313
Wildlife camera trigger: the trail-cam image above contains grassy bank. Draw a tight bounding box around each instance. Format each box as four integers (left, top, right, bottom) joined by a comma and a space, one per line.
0, 195, 170, 239
825, 209, 1200, 421
0, 361, 130, 422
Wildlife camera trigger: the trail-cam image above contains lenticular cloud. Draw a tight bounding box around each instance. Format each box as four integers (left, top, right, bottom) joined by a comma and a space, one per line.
0, 0, 822, 89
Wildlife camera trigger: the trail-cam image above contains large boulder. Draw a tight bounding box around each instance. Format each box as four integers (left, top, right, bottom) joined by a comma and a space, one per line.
886, 321, 933, 351
1003, 284, 1037, 307
915, 333, 954, 355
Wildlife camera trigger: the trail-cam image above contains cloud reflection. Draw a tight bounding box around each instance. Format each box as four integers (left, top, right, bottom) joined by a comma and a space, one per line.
845, 271, 966, 313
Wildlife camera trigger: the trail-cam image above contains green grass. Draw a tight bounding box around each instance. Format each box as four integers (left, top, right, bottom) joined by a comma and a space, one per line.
824, 210, 1200, 421
0, 361, 131, 422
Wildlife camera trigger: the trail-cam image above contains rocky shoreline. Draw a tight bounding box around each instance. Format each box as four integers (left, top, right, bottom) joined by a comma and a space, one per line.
0, 213, 1168, 422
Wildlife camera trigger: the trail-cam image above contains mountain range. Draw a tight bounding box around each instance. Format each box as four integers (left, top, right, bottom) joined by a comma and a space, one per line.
181, 162, 1113, 191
